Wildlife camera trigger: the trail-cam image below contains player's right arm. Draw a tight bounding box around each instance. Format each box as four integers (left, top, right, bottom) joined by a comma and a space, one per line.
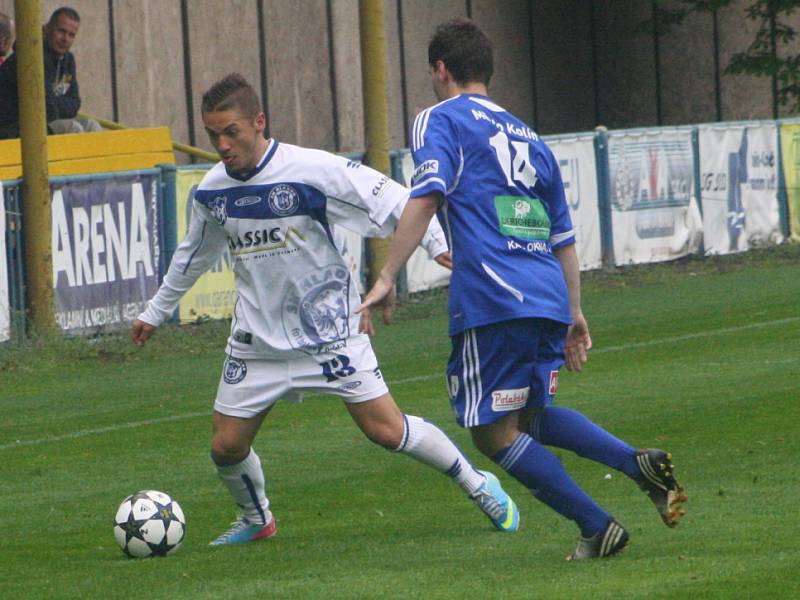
358, 107, 458, 330
132, 200, 228, 346
356, 193, 440, 335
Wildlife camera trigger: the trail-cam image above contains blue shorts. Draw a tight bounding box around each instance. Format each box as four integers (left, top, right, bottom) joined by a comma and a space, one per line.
447, 318, 567, 428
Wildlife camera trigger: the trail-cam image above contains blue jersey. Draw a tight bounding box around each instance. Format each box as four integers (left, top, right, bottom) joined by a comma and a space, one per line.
410, 94, 575, 335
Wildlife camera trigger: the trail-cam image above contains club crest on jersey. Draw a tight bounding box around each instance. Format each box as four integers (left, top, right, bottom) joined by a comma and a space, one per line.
211, 195, 228, 225
268, 184, 300, 217
282, 265, 350, 351
548, 370, 559, 395
223, 357, 247, 384
491, 387, 529, 411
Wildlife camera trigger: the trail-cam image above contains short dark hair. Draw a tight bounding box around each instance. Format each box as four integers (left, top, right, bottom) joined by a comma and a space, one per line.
48, 7, 80, 25
428, 18, 493, 87
201, 73, 263, 119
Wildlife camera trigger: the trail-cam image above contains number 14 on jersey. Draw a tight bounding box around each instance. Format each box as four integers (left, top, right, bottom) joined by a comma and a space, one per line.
489, 130, 538, 190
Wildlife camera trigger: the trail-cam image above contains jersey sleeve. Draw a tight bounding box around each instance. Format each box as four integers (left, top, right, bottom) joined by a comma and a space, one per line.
542, 145, 576, 250
409, 108, 461, 199
322, 155, 408, 237
137, 199, 228, 326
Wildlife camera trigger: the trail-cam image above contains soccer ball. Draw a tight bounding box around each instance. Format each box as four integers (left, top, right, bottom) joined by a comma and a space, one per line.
113, 490, 186, 558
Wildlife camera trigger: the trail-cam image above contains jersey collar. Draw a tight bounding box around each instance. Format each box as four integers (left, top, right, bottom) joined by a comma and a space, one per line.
225, 138, 279, 181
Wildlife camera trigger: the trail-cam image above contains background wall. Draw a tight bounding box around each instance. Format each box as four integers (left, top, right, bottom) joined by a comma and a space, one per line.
0, 0, 795, 160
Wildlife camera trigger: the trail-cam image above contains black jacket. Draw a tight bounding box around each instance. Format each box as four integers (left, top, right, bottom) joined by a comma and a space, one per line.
0, 41, 81, 138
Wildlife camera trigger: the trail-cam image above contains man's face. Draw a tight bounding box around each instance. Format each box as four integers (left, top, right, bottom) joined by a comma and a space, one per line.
0, 20, 13, 56
202, 108, 267, 175
46, 14, 79, 57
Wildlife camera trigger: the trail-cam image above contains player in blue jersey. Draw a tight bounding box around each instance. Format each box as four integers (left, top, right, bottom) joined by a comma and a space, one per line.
359, 19, 687, 559
132, 73, 518, 546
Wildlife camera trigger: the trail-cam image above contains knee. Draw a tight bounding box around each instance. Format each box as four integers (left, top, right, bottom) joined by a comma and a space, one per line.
362, 419, 404, 450
211, 434, 250, 466
471, 434, 500, 460
83, 117, 102, 132
470, 418, 524, 460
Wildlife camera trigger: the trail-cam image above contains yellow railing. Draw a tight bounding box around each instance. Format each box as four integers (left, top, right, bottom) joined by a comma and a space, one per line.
79, 112, 220, 163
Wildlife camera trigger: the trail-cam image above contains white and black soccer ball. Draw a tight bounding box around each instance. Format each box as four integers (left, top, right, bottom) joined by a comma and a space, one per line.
113, 490, 186, 558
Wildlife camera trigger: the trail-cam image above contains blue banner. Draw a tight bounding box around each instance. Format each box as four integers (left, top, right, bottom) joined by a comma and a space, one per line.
51, 175, 161, 331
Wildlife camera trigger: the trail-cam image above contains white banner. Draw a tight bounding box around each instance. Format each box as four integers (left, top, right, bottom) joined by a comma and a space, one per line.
545, 134, 602, 270
698, 124, 784, 254
398, 151, 451, 293
608, 129, 703, 265
0, 181, 9, 342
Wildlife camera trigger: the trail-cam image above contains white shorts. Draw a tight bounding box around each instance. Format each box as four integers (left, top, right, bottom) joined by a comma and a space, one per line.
213, 336, 389, 418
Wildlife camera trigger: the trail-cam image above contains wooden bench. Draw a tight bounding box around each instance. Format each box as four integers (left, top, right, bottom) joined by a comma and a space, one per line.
0, 127, 175, 180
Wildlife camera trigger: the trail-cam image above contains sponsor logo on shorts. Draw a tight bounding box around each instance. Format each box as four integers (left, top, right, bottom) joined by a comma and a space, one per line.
373, 366, 383, 380
491, 387, 529, 411
337, 381, 363, 392
548, 370, 559, 395
268, 184, 300, 216
223, 357, 247, 384
448, 375, 460, 399
234, 195, 262, 207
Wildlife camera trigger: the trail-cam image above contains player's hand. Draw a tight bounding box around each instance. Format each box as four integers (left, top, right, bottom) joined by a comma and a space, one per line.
565, 311, 592, 372
356, 274, 397, 336
434, 251, 453, 271
131, 319, 157, 347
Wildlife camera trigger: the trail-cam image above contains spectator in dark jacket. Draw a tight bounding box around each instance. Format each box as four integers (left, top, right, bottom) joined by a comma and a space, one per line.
0, 7, 101, 139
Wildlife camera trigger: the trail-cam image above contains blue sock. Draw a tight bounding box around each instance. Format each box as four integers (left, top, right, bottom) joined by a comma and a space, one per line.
530, 406, 640, 480
493, 433, 610, 537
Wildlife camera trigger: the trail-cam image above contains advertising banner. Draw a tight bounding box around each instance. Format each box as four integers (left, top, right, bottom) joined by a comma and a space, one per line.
0, 181, 9, 342
779, 122, 800, 242
699, 124, 783, 254
398, 151, 451, 293
608, 129, 702, 265
51, 174, 161, 331
546, 134, 602, 270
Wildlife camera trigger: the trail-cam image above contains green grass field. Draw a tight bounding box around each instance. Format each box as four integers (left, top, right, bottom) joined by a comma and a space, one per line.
1, 246, 798, 599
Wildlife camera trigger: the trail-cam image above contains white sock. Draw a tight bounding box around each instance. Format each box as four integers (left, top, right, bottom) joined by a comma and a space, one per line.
394, 414, 485, 495
215, 448, 271, 525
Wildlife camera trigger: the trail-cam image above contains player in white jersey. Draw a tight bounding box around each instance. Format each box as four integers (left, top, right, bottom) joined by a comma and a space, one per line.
360, 20, 687, 560
131, 73, 518, 545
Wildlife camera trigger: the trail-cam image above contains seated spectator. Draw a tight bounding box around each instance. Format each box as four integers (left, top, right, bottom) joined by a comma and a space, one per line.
0, 12, 13, 66
0, 7, 101, 139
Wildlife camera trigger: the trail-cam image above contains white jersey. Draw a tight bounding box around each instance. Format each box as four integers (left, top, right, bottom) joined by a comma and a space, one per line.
139, 140, 447, 359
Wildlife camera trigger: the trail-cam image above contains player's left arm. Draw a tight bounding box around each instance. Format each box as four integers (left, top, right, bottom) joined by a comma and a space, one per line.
553, 242, 590, 372
545, 146, 590, 372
